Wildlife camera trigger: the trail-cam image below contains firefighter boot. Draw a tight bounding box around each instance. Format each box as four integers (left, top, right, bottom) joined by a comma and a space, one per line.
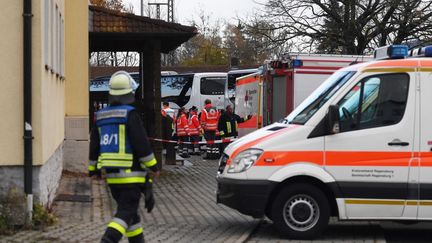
101, 228, 123, 243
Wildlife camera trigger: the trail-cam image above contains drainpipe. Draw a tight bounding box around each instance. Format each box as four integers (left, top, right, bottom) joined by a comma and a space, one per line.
23, 0, 33, 223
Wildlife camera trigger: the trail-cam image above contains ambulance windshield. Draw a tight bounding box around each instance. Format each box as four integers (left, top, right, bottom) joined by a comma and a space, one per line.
285, 71, 356, 125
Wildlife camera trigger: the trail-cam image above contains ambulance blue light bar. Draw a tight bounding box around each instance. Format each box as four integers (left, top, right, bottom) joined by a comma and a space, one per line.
291, 59, 303, 68
374, 45, 408, 60
409, 45, 432, 57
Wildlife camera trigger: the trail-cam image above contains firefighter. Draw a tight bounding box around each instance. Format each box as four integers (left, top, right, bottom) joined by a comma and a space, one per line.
200, 99, 219, 159
218, 105, 251, 153
88, 71, 159, 243
161, 109, 176, 164
176, 107, 190, 158
188, 106, 201, 155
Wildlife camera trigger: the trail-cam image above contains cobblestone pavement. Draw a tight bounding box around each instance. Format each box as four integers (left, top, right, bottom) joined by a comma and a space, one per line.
0, 157, 257, 243
2, 155, 432, 242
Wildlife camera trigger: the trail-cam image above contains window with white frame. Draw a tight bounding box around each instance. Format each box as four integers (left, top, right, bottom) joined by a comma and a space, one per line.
44, 1, 64, 78
43, 0, 50, 67
61, 19, 64, 77
51, 2, 55, 72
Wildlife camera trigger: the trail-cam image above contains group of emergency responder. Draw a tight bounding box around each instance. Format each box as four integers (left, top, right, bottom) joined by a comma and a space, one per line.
163, 100, 251, 160
88, 70, 249, 243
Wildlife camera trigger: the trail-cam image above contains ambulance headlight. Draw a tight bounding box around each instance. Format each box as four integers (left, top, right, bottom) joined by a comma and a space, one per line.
228, 149, 263, 173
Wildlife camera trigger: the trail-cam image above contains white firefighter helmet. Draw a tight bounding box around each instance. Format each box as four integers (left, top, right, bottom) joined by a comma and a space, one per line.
108, 71, 137, 96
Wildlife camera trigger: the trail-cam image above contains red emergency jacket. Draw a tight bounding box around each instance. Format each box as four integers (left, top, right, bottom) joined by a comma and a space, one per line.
200, 104, 219, 131
188, 112, 201, 136
176, 113, 189, 137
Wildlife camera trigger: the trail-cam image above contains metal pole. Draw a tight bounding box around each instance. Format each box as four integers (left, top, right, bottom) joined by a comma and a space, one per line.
23, 0, 33, 223
168, 0, 173, 22
140, 0, 144, 16
156, 4, 161, 19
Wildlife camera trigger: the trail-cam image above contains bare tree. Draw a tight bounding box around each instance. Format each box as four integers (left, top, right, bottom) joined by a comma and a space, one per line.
177, 11, 228, 65
90, 52, 139, 67
90, 0, 134, 13
90, 0, 138, 67
224, 22, 276, 64
248, 0, 432, 55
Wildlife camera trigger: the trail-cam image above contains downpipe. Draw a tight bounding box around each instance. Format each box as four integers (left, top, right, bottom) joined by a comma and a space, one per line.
23, 0, 33, 223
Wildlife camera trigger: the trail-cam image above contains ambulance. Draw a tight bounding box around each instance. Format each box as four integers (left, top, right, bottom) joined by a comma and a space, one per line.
217, 45, 432, 239
235, 54, 372, 137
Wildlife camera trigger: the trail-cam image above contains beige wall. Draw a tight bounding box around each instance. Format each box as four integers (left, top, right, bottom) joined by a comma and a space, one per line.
0, 0, 68, 166
65, 0, 89, 117
0, 2, 24, 166
38, 0, 66, 165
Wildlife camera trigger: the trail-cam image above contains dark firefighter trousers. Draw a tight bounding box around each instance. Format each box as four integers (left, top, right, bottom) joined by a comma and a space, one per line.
178, 136, 189, 157
189, 135, 200, 155
204, 130, 219, 159
102, 184, 144, 243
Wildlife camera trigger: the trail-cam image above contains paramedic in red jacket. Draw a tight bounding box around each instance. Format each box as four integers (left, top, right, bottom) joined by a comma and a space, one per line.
176, 107, 189, 158
200, 99, 219, 159
188, 106, 201, 155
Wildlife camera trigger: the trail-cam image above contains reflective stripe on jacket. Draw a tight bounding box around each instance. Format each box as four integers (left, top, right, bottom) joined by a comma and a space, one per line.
200, 104, 219, 131
176, 113, 189, 136
188, 114, 201, 135
105, 169, 152, 184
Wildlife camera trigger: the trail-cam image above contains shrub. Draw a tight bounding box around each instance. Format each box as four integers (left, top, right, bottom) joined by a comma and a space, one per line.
0, 187, 58, 235
32, 203, 57, 230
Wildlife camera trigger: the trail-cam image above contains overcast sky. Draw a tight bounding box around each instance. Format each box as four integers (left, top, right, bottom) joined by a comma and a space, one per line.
123, 0, 261, 25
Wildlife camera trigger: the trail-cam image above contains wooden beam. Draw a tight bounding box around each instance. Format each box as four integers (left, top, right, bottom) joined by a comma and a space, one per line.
142, 41, 163, 169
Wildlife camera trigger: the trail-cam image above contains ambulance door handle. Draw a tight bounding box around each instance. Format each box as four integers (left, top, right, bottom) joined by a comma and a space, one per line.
388, 139, 409, 146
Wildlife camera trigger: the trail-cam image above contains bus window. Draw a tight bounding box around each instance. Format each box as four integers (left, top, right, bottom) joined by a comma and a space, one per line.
90, 76, 110, 92
161, 74, 193, 108
201, 77, 225, 95
227, 69, 259, 102
227, 74, 237, 99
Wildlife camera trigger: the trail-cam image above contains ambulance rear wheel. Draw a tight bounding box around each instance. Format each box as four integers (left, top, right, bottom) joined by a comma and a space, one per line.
271, 183, 330, 239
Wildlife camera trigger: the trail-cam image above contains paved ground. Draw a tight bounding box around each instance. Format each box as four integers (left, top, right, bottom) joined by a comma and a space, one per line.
1, 157, 256, 243
1, 155, 432, 242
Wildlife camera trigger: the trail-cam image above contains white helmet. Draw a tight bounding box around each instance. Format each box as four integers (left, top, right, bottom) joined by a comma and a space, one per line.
108, 71, 137, 96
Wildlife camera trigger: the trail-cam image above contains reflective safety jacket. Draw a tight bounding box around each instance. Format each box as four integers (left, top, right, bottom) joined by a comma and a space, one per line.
218, 112, 247, 137
200, 104, 219, 131
188, 112, 201, 136
176, 113, 189, 137
88, 104, 158, 185
95, 105, 135, 169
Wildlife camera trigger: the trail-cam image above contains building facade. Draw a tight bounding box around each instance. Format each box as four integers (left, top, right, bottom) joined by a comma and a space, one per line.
0, 0, 89, 205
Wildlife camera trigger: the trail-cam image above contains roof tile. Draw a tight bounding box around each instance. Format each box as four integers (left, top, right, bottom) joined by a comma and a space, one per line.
89, 5, 197, 34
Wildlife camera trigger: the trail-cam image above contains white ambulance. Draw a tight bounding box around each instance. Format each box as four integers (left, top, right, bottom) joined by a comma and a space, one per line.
235, 54, 372, 137
217, 45, 432, 239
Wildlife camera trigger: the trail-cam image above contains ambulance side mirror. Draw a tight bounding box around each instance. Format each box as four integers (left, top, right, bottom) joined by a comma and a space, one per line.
327, 105, 340, 134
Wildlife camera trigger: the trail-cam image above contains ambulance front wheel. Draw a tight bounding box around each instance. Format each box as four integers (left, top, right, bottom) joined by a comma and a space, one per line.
271, 183, 330, 239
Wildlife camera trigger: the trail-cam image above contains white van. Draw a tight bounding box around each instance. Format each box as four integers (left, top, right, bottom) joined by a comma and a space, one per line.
216, 45, 432, 239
